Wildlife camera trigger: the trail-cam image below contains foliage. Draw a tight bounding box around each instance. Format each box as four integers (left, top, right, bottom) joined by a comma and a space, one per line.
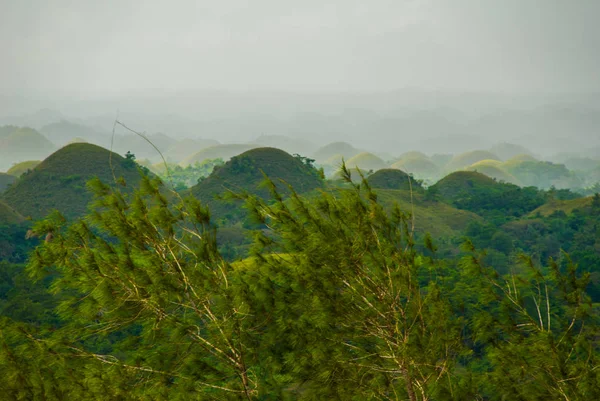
0, 163, 598, 400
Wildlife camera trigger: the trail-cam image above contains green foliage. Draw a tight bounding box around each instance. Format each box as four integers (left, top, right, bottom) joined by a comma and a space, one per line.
0, 161, 598, 400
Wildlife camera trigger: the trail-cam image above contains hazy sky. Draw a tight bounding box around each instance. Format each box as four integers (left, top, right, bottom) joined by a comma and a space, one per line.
2, 0, 599, 96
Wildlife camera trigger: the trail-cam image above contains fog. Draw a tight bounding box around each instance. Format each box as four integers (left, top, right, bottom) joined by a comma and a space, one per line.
1, 0, 600, 158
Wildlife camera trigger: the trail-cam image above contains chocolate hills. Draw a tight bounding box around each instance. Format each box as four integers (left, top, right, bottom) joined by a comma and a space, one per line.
1, 143, 144, 219
191, 147, 323, 219
367, 169, 422, 191
6, 160, 41, 177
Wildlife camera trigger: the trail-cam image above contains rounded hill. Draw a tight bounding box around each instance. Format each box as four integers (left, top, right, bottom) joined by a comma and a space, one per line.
430, 171, 500, 200
367, 169, 421, 191
445, 150, 500, 172
181, 144, 257, 166
345, 152, 387, 172
466, 163, 521, 185
191, 147, 323, 218
6, 160, 42, 177
390, 156, 440, 179
1, 143, 145, 219
312, 142, 361, 163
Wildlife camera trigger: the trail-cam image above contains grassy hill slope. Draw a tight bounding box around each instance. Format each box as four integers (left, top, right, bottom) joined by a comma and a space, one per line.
367, 169, 422, 191
445, 150, 500, 172
312, 142, 361, 163
0, 173, 16, 193
1, 143, 144, 219
6, 160, 41, 177
0, 200, 24, 225
191, 147, 323, 220
529, 196, 594, 217
345, 152, 387, 172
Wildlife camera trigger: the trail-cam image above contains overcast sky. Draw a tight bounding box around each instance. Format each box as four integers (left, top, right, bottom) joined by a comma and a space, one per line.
1, 0, 599, 96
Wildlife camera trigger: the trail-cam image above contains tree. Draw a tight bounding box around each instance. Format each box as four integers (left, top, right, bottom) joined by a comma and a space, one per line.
19, 175, 258, 399
1, 164, 598, 400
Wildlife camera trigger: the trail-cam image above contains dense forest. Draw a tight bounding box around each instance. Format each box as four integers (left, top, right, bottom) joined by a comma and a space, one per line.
1, 136, 599, 400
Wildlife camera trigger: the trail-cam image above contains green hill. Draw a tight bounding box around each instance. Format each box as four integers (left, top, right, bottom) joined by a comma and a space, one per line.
505, 154, 538, 164
0, 200, 24, 225
190, 147, 322, 220
367, 169, 422, 191
345, 152, 387, 172
466, 160, 521, 185
529, 196, 594, 217
312, 142, 361, 163
372, 189, 480, 237
0, 173, 17, 193
431, 171, 499, 199
504, 160, 582, 190
0, 126, 55, 170
445, 150, 500, 172
1, 143, 144, 220
181, 144, 257, 166
430, 171, 546, 218
6, 160, 41, 177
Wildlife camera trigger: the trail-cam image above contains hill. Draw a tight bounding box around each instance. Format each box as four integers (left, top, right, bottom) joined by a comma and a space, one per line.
466, 160, 521, 185
504, 160, 582, 189
164, 138, 220, 163
0, 200, 24, 225
430, 171, 546, 218
0, 126, 55, 171
505, 154, 538, 165
190, 147, 322, 220
312, 142, 361, 163
40, 120, 105, 146
390, 156, 440, 180
1, 143, 144, 220
371, 189, 481, 237
0, 173, 16, 193
345, 152, 387, 172
529, 196, 594, 217
181, 144, 257, 166
367, 169, 422, 191
6, 160, 41, 177
445, 150, 500, 172
489, 143, 533, 161
430, 171, 499, 200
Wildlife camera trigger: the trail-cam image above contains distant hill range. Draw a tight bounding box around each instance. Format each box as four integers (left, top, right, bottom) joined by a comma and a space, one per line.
0, 126, 56, 171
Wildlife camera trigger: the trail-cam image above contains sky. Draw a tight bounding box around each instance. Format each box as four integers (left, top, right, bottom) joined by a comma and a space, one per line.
1, 0, 600, 96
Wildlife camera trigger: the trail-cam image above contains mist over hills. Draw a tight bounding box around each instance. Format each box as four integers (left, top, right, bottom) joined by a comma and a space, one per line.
2, 90, 599, 158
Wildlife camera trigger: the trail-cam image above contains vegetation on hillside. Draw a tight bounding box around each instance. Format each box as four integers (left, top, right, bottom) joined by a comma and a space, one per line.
0, 167, 597, 400
0, 143, 146, 219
